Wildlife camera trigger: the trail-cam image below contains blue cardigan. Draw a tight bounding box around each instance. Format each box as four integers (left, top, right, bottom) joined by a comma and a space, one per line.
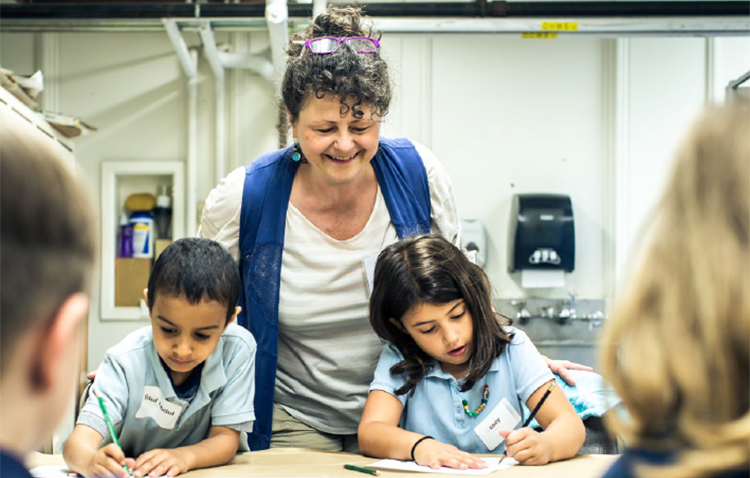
237, 137, 432, 450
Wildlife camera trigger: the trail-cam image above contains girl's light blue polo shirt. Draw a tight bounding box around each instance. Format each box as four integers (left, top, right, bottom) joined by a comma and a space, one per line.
369, 327, 553, 454
78, 323, 256, 456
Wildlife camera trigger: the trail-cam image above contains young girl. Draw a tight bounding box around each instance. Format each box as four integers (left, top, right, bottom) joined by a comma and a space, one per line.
359, 235, 585, 469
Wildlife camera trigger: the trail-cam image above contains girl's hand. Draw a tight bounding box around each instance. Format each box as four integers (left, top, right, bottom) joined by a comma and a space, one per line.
413, 439, 488, 470
85, 444, 135, 478
500, 428, 551, 466
133, 448, 189, 477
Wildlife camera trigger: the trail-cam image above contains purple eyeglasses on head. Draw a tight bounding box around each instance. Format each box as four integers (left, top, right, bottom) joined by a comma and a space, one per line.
293, 36, 380, 56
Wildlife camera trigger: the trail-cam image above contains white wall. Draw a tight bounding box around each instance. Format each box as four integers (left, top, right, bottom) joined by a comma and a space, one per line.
1, 30, 748, 370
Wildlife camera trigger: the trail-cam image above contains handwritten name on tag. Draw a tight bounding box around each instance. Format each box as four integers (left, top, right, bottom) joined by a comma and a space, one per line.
474, 398, 521, 451
135, 386, 183, 429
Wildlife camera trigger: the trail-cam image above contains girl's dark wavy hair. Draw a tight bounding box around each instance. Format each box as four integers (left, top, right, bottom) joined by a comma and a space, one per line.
369, 234, 514, 396
282, 5, 391, 123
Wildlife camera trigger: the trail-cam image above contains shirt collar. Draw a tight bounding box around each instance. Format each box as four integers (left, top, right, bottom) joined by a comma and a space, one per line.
424, 356, 501, 382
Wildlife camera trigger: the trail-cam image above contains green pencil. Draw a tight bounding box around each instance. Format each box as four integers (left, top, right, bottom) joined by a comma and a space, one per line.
344, 464, 380, 476
94, 390, 132, 475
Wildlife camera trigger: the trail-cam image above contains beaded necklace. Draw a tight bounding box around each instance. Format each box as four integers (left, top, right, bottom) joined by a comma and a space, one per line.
451, 375, 490, 417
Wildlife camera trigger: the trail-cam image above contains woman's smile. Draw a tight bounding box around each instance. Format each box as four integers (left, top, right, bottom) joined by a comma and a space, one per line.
324, 151, 361, 163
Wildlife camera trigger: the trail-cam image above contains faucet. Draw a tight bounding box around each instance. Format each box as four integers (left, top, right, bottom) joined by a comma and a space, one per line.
557, 306, 572, 325
510, 300, 531, 325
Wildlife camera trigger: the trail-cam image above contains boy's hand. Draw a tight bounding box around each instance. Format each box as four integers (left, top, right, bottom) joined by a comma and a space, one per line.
86, 444, 135, 478
413, 439, 488, 470
500, 428, 551, 465
133, 448, 189, 477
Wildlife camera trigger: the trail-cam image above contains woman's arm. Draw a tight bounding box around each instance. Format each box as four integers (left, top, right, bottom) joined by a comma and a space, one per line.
132, 426, 239, 477
359, 390, 486, 470
503, 380, 585, 465
540, 356, 593, 386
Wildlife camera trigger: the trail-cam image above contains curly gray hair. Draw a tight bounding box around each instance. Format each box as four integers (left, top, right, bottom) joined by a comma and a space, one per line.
281, 6, 392, 123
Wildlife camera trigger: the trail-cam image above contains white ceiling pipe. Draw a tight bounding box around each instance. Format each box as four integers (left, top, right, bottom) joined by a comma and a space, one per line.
218, 51, 275, 83
187, 48, 199, 238
199, 24, 228, 185
199, 25, 225, 80
265, 0, 289, 77
163, 18, 199, 238
163, 19, 197, 79
370, 16, 750, 35
312, 0, 327, 21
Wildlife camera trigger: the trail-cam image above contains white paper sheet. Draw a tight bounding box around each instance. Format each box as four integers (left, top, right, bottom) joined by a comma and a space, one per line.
29, 466, 78, 478
368, 456, 518, 475
29, 465, 168, 478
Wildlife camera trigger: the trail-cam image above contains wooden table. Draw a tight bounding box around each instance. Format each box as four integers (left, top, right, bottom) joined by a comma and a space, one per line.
28, 448, 618, 478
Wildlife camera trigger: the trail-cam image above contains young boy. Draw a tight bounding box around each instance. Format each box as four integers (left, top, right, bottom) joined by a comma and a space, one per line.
0, 107, 97, 477
63, 238, 256, 478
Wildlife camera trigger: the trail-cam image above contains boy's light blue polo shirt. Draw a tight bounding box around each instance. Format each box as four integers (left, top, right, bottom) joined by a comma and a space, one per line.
78, 323, 256, 456
369, 327, 553, 454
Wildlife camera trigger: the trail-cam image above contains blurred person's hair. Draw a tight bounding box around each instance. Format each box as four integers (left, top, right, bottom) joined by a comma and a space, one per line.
600, 99, 750, 478
0, 107, 96, 376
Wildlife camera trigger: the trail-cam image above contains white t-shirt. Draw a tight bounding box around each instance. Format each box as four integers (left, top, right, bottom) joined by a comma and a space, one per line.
199, 140, 461, 434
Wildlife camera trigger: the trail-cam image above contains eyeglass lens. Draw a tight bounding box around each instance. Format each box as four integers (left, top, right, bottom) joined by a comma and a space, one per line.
308, 37, 378, 54
346, 38, 378, 53
308, 38, 340, 53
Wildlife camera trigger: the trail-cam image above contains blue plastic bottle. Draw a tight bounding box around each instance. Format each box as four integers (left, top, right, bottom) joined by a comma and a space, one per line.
129, 211, 154, 259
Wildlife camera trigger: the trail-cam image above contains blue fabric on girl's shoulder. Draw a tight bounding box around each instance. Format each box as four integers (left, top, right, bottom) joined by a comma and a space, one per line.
522, 370, 621, 429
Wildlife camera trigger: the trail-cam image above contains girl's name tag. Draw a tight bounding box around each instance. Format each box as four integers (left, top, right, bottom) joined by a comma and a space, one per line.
473, 397, 522, 451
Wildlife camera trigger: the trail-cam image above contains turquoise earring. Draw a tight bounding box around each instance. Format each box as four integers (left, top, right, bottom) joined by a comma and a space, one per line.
292, 142, 301, 162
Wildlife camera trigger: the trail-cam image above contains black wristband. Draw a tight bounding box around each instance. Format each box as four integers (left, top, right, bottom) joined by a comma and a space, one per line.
410, 435, 434, 462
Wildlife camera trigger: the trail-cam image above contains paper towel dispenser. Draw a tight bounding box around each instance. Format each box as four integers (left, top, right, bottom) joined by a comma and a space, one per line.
508, 194, 575, 273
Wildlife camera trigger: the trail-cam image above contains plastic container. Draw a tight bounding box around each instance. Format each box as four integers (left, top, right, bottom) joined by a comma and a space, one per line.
152, 185, 173, 239
130, 211, 155, 259
118, 214, 134, 258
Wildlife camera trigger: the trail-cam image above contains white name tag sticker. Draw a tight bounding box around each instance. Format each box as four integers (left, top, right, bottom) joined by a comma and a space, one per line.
474, 397, 522, 451
362, 253, 379, 296
135, 386, 183, 429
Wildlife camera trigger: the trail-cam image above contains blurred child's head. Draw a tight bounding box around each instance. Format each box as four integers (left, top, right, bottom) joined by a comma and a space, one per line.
145, 238, 240, 383
370, 234, 512, 394
0, 106, 96, 453
601, 99, 750, 477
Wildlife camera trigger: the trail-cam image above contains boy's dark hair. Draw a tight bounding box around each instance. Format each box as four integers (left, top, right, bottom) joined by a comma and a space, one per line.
370, 234, 513, 396
282, 5, 391, 123
147, 238, 240, 322
0, 108, 96, 375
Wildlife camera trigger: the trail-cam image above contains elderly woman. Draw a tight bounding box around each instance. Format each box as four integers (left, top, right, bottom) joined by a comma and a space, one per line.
199, 6, 585, 452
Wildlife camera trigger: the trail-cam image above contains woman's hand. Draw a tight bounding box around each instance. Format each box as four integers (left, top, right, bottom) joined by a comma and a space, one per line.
413, 439, 488, 470
85, 443, 135, 478
133, 448, 189, 477
500, 428, 551, 466
540, 356, 593, 386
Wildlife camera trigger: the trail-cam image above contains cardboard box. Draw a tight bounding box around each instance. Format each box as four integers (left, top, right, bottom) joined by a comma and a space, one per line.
155, 239, 172, 261
115, 258, 151, 307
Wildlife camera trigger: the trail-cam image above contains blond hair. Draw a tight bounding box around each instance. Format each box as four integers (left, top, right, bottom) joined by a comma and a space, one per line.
600, 99, 750, 478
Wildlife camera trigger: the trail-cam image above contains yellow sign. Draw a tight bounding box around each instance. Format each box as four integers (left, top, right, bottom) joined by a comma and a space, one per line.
521, 32, 558, 39
541, 22, 579, 31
